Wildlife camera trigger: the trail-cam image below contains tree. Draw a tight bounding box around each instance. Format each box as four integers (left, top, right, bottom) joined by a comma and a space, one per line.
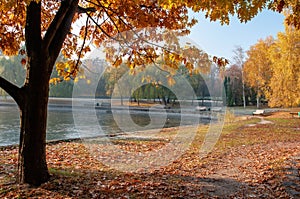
267, 21, 300, 107
104, 64, 128, 105
243, 14, 300, 108
244, 37, 274, 108
231, 46, 246, 108
0, 0, 299, 186
224, 64, 244, 106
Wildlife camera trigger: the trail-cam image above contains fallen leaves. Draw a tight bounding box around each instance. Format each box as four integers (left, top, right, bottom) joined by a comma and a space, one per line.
0, 115, 300, 198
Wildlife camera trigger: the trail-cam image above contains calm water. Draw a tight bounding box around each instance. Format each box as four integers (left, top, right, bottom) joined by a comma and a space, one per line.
0, 105, 209, 146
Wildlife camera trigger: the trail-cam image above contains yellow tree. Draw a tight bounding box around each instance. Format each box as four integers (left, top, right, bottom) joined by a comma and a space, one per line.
267, 21, 300, 107
0, 0, 299, 186
244, 36, 274, 108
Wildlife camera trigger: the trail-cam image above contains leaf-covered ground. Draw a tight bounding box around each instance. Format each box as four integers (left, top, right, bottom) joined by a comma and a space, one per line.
0, 112, 300, 198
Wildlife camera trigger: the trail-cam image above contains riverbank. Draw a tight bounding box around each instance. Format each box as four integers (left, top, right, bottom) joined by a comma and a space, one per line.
0, 112, 299, 198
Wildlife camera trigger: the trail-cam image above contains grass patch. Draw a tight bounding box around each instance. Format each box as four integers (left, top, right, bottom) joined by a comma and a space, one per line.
215, 116, 300, 150
221, 118, 260, 134
49, 168, 81, 177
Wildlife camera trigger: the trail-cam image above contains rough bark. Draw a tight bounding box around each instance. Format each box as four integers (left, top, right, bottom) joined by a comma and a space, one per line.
18, 73, 51, 185
0, 0, 81, 186
18, 0, 79, 185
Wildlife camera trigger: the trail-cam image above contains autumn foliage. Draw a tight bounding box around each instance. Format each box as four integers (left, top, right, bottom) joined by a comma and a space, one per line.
0, 0, 299, 186
1, 0, 299, 79
244, 20, 300, 107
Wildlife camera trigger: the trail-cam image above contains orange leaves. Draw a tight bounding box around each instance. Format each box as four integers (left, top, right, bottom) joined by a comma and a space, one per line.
0, 0, 26, 55
113, 57, 123, 68
1, 116, 300, 198
21, 58, 27, 65
213, 56, 229, 68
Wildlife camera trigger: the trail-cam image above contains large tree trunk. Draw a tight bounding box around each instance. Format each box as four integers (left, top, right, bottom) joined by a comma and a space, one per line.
19, 88, 50, 185
0, 0, 79, 186
18, 65, 51, 185
16, 2, 51, 185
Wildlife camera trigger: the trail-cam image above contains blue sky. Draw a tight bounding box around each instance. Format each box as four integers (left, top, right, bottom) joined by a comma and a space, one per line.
189, 10, 285, 62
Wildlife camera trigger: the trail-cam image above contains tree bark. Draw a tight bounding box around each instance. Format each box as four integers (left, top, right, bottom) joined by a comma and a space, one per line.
17, 0, 79, 186
18, 75, 50, 185
0, 0, 80, 186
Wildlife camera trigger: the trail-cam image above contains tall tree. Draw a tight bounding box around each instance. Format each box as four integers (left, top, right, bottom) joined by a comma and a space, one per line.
104, 64, 128, 105
0, 0, 299, 186
224, 64, 244, 106
267, 21, 300, 107
244, 36, 274, 108
232, 46, 246, 108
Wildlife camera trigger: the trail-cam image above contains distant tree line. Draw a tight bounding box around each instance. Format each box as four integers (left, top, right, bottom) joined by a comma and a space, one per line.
0, 56, 220, 107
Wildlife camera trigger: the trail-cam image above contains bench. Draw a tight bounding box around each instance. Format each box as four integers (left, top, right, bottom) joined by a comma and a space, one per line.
290, 112, 300, 118
195, 106, 208, 111
253, 109, 265, 116
211, 107, 222, 112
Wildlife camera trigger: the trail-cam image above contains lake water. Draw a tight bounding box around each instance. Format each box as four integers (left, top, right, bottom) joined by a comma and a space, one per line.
0, 105, 210, 146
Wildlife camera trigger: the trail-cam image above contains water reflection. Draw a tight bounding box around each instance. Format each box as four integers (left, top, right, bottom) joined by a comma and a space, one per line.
0, 106, 209, 146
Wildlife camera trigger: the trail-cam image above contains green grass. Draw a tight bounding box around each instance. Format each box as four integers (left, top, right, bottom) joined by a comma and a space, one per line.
215, 116, 300, 150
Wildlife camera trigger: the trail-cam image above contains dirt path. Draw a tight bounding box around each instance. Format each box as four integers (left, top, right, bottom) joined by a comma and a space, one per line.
199, 142, 300, 198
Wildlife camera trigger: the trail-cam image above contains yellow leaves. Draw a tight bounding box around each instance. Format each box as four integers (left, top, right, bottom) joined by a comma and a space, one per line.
54, 59, 82, 82
160, 0, 178, 10
8, 13, 15, 20
56, 62, 65, 72
167, 75, 175, 86
49, 78, 61, 85
243, 22, 300, 107
129, 62, 135, 70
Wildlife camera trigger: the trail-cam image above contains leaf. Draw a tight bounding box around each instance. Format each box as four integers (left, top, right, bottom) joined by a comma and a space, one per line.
21, 58, 26, 65
167, 75, 175, 86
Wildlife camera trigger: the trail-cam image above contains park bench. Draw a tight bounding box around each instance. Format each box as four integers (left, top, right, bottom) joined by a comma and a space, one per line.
252, 109, 265, 116
211, 107, 222, 112
289, 112, 300, 118
195, 106, 208, 111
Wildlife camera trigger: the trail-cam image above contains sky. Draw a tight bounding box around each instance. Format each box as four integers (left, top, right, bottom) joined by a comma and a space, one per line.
189, 10, 285, 62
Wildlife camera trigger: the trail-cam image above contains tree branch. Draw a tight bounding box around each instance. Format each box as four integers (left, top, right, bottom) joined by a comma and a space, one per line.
77, 6, 96, 14
47, 0, 80, 69
74, 17, 89, 75
44, 0, 77, 50
86, 12, 120, 42
0, 76, 22, 106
